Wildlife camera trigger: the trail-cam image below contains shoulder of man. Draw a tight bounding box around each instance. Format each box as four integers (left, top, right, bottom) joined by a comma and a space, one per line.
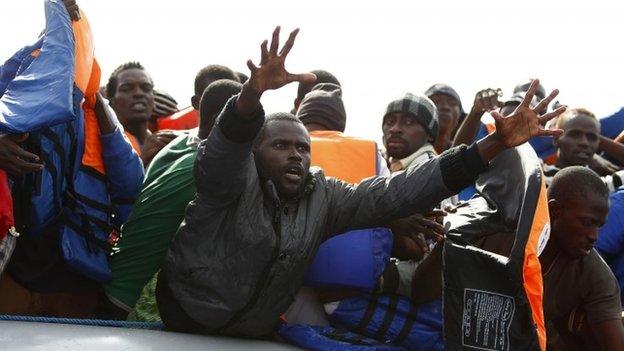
578, 249, 622, 324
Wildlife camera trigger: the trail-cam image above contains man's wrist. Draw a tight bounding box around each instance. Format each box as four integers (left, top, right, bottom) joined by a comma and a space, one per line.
236, 82, 263, 118
469, 105, 485, 118
476, 132, 507, 164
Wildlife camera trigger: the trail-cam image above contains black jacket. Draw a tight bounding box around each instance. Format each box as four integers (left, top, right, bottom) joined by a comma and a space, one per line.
161, 95, 486, 337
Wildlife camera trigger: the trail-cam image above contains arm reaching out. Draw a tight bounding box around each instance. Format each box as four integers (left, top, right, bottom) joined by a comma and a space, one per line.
476, 79, 565, 163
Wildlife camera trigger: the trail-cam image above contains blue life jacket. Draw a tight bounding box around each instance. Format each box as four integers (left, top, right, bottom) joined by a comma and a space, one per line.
327, 295, 444, 351
0, 0, 143, 282
305, 228, 393, 290
278, 324, 405, 351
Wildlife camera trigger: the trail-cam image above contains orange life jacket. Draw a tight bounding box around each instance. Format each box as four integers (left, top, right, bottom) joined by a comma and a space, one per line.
156, 106, 198, 131
309, 130, 378, 183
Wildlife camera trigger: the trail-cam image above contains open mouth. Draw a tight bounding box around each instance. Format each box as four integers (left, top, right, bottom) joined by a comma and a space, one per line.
130, 101, 148, 113
284, 165, 303, 182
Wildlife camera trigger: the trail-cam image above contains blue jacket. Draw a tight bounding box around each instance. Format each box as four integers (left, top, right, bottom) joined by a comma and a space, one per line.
596, 188, 624, 305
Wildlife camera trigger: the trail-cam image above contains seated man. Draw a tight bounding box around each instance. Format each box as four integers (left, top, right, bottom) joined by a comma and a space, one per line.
156, 26, 563, 337
99, 79, 243, 319
413, 167, 624, 350
541, 167, 624, 350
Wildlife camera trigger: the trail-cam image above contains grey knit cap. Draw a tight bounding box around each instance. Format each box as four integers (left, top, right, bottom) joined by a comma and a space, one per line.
383, 93, 439, 142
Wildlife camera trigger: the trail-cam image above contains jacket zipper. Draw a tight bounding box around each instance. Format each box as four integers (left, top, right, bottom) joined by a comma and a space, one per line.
217, 201, 283, 332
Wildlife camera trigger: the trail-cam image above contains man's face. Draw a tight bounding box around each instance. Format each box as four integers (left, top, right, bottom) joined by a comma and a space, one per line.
110, 68, 154, 127
254, 120, 311, 200
555, 115, 600, 167
382, 112, 429, 160
550, 192, 608, 258
428, 93, 460, 137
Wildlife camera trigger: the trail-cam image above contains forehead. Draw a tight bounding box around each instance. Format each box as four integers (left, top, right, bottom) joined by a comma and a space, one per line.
263, 120, 310, 143
567, 191, 609, 216
429, 93, 457, 104
563, 114, 600, 132
384, 111, 416, 122
117, 68, 152, 86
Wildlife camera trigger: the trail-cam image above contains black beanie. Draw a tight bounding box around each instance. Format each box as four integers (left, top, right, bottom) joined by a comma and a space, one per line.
424, 83, 465, 117
296, 83, 346, 132
383, 93, 439, 142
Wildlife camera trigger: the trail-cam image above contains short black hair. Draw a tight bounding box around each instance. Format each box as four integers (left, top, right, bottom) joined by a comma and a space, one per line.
548, 166, 609, 203
199, 79, 242, 133
194, 65, 238, 97
255, 112, 304, 147
296, 69, 340, 101
106, 61, 147, 98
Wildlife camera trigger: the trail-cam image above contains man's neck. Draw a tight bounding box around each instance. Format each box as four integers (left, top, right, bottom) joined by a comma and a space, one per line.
539, 239, 560, 275
433, 134, 451, 154
125, 121, 148, 144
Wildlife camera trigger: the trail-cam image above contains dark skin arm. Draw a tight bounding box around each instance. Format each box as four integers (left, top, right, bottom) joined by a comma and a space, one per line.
599, 135, 624, 167
0, 134, 43, 176
94, 92, 117, 134
140, 131, 178, 167
591, 319, 624, 350
453, 88, 502, 147
235, 26, 316, 118
390, 210, 446, 260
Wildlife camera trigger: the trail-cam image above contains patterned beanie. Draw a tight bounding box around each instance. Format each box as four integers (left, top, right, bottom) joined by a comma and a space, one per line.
383, 93, 439, 142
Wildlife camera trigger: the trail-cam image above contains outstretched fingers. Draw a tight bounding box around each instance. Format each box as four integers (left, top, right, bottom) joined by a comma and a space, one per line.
287, 72, 317, 85
246, 59, 259, 74
538, 105, 567, 125
490, 110, 505, 124
279, 28, 300, 57
520, 79, 539, 109
538, 127, 563, 138
260, 40, 269, 65
533, 89, 559, 113
269, 26, 281, 56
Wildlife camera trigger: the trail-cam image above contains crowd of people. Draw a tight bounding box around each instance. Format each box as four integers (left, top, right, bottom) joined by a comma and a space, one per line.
2, 1, 624, 350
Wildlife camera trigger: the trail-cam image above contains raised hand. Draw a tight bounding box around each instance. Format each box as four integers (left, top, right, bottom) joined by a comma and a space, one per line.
490, 79, 565, 148
236, 26, 316, 117
246, 26, 316, 94
471, 88, 503, 115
